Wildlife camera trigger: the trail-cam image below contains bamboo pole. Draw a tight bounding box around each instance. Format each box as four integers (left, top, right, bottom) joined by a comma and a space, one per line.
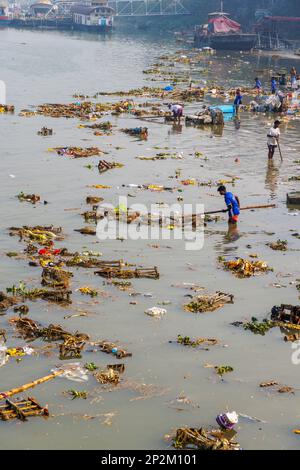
277, 140, 283, 162
0, 370, 64, 399
204, 204, 276, 216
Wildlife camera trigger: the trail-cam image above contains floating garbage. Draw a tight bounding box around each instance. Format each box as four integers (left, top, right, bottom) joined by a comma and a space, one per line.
65, 390, 88, 400
94, 266, 159, 279
267, 239, 288, 251
6, 282, 72, 304
136, 152, 182, 161
59, 335, 86, 360
77, 287, 98, 297
94, 364, 125, 385
184, 292, 234, 313
216, 412, 239, 430
0, 343, 8, 367
37, 127, 53, 136
214, 365, 234, 377
220, 257, 272, 278
287, 192, 300, 206
13, 305, 29, 315
145, 307, 166, 318
173, 427, 240, 451
95, 340, 132, 359
176, 335, 218, 348
17, 192, 41, 204
186, 107, 224, 126
9, 225, 63, 244
74, 226, 96, 236
121, 127, 148, 139
271, 304, 300, 328
0, 104, 14, 113
0, 292, 19, 312
235, 317, 276, 336
259, 381, 294, 394
51, 147, 104, 158
98, 160, 123, 173
41, 267, 73, 289
79, 121, 113, 133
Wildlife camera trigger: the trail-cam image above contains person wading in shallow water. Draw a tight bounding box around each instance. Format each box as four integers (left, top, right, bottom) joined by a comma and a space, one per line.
168, 103, 183, 124
217, 185, 240, 226
267, 120, 281, 160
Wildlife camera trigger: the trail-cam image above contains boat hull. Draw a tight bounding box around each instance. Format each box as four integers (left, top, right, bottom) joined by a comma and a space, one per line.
195, 33, 256, 51
0, 16, 10, 26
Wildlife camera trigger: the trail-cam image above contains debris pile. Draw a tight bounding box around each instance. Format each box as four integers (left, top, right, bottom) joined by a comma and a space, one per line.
173, 427, 240, 451
41, 267, 73, 289
176, 335, 218, 347
95, 340, 132, 359
94, 364, 125, 384
52, 147, 103, 158
267, 240, 288, 251
94, 266, 159, 279
17, 192, 41, 204
184, 292, 234, 313
220, 258, 272, 278
38, 127, 53, 136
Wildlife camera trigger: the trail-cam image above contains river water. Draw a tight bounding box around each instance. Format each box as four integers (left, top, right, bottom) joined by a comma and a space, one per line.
0, 28, 300, 450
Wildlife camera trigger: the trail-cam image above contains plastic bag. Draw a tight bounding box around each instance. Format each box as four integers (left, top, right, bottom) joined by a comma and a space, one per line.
51, 363, 89, 382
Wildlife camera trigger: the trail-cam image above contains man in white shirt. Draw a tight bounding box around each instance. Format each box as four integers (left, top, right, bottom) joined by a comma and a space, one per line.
168, 103, 183, 124
267, 120, 281, 160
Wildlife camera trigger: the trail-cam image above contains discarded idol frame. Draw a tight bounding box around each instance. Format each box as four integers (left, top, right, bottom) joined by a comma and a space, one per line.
184, 292, 234, 313
94, 266, 159, 279
0, 396, 49, 421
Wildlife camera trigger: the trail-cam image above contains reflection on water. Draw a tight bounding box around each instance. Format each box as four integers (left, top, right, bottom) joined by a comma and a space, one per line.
225, 223, 241, 243
265, 159, 280, 199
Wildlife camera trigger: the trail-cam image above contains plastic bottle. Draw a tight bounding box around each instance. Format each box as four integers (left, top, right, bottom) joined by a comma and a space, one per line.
0, 341, 8, 367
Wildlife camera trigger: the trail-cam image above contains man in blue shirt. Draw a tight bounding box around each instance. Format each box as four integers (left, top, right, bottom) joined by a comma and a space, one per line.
271, 77, 277, 94
254, 77, 262, 92
234, 89, 243, 113
217, 185, 240, 225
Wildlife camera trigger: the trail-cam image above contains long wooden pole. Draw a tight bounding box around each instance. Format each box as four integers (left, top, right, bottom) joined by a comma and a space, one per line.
0, 370, 64, 399
204, 204, 276, 216
277, 140, 283, 162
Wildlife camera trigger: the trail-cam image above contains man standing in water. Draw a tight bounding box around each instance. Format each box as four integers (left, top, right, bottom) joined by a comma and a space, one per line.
217, 185, 240, 225
234, 89, 243, 113
271, 77, 277, 94
168, 103, 183, 124
267, 120, 281, 160
254, 77, 262, 93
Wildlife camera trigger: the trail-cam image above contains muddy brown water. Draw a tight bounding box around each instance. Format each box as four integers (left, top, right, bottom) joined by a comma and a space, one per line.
0, 28, 300, 450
